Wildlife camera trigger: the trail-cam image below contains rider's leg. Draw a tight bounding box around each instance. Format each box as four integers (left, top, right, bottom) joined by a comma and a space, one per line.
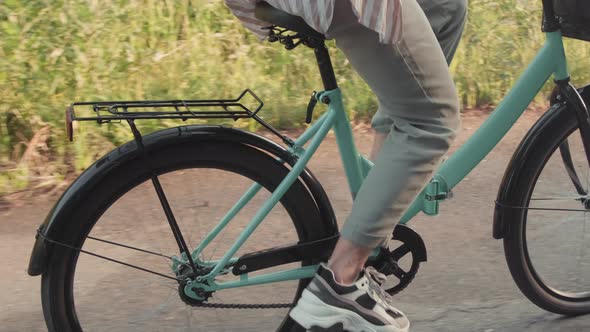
288, 2, 460, 330
419, 0, 468, 63
327, 0, 462, 283
370, 0, 468, 161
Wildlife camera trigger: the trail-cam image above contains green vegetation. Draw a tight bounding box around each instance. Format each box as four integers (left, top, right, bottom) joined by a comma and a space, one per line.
1, 0, 590, 193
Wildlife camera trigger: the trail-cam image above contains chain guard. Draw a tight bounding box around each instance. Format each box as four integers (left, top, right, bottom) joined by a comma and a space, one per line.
177, 225, 426, 308
366, 224, 427, 296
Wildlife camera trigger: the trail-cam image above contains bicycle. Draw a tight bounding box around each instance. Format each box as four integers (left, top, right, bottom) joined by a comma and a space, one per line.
27, 0, 590, 330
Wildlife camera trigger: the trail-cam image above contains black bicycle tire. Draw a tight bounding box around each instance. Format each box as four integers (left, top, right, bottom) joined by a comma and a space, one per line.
41, 134, 325, 331
503, 105, 590, 315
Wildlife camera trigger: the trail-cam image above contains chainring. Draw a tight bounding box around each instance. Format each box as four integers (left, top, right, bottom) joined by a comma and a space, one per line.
366, 224, 427, 296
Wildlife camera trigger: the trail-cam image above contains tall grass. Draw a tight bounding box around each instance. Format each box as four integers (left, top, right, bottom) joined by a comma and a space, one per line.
453, 0, 590, 106
1, 0, 590, 193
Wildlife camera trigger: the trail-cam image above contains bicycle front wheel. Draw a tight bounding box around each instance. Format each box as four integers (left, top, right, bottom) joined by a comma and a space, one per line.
502, 104, 590, 315
41, 131, 327, 331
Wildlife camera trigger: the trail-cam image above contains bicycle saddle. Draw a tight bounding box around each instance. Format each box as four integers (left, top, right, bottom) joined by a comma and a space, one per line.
254, 2, 326, 40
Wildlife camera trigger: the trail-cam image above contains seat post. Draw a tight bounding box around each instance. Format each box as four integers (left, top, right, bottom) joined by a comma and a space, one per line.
314, 43, 338, 91
541, 0, 559, 32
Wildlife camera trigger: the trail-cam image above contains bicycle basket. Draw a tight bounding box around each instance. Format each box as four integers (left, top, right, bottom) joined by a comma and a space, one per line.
553, 0, 590, 41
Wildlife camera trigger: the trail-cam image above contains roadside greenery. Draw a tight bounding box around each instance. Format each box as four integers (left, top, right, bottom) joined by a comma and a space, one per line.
1, 0, 590, 193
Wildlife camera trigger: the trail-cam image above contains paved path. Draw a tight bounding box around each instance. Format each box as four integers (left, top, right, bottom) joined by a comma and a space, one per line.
1, 110, 589, 331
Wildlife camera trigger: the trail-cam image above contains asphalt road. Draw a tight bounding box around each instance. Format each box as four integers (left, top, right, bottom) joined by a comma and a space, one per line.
1, 109, 589, 331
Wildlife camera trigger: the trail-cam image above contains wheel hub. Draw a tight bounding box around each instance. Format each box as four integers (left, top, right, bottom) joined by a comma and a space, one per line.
179, 282, 212, 306
175, 264, 214, 305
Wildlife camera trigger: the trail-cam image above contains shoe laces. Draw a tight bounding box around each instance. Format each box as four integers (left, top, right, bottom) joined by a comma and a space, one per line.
364, 266, 395, 306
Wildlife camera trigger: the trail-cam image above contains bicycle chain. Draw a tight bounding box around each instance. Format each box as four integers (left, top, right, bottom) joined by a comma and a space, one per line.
188, 302, 293, 309
184, 264, 419, 309
178, 279, 295, 309
186, 267, 419, 309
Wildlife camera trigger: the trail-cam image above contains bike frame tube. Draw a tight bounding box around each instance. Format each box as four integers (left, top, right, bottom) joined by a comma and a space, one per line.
189, 31, 569, 292
327, 89, 365, 197
206, 265, 318, 292
400, 31, 569, 223
189, 113, 331, 261
188, 89, 363, 289
294, 111, 329, 146
203, 103, 339, 279
192, 89, 362, 290
294, 90, 365, 197
190, 183, 263, 260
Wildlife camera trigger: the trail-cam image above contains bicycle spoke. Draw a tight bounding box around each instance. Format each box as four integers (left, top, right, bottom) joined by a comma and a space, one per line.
496, 201, 588, 213
531, 196, 588, 201
87, 236, 174, 260
528, 207, 588, 212
40, 231, 179, 281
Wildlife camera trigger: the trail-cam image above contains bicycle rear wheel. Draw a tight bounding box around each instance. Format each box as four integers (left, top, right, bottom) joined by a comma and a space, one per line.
41, 131, 327, 331
502, 105, 590, 315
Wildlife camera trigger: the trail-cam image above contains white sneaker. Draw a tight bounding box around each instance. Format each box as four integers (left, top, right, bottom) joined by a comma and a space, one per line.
289, 263, 410, 332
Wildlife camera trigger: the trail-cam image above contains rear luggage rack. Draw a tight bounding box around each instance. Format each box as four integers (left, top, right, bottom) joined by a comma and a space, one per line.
67, 89, 263, 123
64, 89, 294, 143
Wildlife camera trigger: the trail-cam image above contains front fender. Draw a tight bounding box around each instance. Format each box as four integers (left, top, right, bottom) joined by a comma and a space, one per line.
493, 84, 590, 239
28, 125, 337, 276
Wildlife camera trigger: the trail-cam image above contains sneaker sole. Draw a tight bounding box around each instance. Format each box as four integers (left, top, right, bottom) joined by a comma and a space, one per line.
289, 290, 408, 332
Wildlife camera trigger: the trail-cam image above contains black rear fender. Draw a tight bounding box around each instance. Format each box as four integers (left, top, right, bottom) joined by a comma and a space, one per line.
28, 125, 337, 276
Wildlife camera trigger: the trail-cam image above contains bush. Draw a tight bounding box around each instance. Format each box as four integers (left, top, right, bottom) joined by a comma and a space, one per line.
1, 0, 590, 192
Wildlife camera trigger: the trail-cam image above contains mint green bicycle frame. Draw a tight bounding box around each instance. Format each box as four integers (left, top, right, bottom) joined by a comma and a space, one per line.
183, 31, 569, 298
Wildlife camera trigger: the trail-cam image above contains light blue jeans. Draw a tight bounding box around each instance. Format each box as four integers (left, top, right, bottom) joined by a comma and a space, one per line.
327, 0, 467, 247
